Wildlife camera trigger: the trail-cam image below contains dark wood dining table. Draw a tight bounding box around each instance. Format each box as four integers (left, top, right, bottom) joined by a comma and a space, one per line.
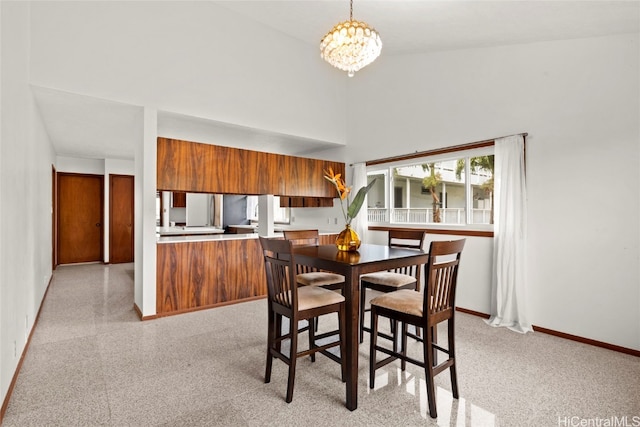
292, 243, 429, 411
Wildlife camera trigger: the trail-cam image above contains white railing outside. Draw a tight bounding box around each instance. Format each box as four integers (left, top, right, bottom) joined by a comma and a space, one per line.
368, 208, 492, 225
367, 208, 388, 222
471, 208, 492, 224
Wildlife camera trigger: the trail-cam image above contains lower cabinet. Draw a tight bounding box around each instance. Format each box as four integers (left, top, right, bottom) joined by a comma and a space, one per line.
156, 239, 266, 315
156, 234, 338, 316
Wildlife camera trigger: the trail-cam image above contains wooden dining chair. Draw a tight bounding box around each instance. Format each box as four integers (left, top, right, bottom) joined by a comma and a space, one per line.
368, 238, 465, 419
259, 236, 347, 403
359, 229, 427, 343
283, 229, 345, 291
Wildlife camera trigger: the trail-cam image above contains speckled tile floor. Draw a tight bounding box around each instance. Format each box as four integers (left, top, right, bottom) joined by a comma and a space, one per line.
2, 262, 639, 426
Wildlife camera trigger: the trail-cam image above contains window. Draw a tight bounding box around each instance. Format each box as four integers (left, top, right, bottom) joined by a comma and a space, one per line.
155, 191, 161, 226
367, 146, 495, 228
247, 196, 290, 223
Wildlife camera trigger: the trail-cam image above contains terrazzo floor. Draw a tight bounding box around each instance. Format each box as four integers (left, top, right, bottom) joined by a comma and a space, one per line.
2, 262, 639, 426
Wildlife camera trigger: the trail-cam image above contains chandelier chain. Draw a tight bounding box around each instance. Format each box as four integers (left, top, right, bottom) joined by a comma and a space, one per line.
350, 0, 353, 21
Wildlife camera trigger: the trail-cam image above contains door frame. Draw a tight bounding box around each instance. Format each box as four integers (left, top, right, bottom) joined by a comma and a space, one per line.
52, 165, 57, 269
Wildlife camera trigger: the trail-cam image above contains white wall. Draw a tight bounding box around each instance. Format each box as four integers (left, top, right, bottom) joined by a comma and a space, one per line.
137, 108, 157, 317
1, 1, 56, 406
289, 200, 344, 233
29, 1, 348, 145
28, 1, 351, 318
55, 156, 104, 174
338, 34, 640, 350
367, 230, 493, 314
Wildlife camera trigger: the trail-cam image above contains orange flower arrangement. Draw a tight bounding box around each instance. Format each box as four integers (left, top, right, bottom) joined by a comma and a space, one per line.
324, 167, 375, 226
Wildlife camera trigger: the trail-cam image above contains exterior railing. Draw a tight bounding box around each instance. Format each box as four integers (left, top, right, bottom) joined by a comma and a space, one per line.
368, 208, 492, 225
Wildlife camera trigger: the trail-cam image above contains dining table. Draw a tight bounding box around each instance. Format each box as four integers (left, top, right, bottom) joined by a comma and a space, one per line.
292, 243, 429, 411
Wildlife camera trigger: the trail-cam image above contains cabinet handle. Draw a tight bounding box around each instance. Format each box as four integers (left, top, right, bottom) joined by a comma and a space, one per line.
96, 223, 101, 227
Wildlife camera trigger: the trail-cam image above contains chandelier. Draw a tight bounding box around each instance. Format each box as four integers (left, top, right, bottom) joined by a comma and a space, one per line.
320, 0, 382, 77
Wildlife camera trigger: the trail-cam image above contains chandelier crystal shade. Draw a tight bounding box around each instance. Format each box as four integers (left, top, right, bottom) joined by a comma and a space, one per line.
320, 0, 382, 77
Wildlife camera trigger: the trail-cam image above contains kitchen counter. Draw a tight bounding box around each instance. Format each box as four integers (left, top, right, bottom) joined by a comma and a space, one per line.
156, 230, 340, 316
156, 226, 225, 236
156, 228, 339, 244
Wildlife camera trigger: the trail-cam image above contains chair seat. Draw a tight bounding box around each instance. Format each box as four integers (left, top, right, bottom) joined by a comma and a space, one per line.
297, 272, 345, 287
296, 286, 345, 311
361, 272, 417, 288
370, 289, 423, 317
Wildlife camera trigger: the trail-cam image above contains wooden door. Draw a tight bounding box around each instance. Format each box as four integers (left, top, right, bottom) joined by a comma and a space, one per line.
57, 173, 104, 264
109, 174, 134, 263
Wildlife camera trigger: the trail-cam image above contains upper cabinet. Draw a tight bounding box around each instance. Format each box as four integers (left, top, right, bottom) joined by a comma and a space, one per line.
157, 137, 344, 198
172, 192, 186, 207
279, 197, 335, 208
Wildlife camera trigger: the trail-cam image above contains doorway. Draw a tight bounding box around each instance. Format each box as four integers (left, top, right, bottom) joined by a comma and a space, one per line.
109, 174, 134, 263
57, 173, 104, 264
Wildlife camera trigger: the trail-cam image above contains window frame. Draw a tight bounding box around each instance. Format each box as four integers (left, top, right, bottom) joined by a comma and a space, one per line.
366, 144, 496, 234
247, 195, 291, 224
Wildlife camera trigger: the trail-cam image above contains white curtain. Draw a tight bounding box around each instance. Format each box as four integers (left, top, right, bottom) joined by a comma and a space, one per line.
352, 163, 369, 243
486, 135, 532, 333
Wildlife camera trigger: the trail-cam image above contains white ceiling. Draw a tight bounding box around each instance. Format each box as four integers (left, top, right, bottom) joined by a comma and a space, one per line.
218, 1, 640, 55
33, 1, 640, 161
32, 86, 343, 160
33, 86, 144, 160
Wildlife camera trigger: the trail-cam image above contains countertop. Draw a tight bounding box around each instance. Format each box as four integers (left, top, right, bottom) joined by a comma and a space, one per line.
225, 224, 315, 233
156, 226, 225, 236
156, 227, 339, 244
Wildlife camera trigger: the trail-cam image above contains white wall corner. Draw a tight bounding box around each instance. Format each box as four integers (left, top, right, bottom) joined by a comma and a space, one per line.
135, 106, 157, 317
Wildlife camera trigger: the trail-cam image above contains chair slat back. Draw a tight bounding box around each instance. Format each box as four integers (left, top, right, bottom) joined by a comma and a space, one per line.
424, 239, 465, 322
283, 229, 320, 246
388, 229, 427, 280
283, 230, 321, 275
260, 237, 297, 310
388, 229, 426, 250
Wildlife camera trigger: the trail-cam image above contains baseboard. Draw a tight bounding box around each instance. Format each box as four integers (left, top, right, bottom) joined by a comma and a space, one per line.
456, 307, 640, 357
153, 296, 267, 319
0, 274, 54, 424
133, 303, 157, 321
531, 325, 640, 357
456, 307, 490, 319
134, 296, 268, 321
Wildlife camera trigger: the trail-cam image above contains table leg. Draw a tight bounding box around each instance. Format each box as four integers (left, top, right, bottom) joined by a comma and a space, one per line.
344, 270, 359, 411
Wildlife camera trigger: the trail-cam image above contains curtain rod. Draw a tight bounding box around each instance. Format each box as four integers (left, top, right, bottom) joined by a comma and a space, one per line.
349, 132, 528, 167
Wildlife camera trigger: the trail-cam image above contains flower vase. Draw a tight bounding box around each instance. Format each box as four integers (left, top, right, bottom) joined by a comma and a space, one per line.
336, 224, 361, 252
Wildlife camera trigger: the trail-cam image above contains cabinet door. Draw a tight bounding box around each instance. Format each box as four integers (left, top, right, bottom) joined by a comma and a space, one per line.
157, 137, 344, 197
285, 156, 325, 197
172, 192, 186, 207
279, 196, 335, 208
283, 158, 343, 198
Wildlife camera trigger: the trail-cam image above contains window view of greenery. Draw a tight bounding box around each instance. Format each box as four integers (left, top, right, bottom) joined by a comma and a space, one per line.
367, 153, 495, 226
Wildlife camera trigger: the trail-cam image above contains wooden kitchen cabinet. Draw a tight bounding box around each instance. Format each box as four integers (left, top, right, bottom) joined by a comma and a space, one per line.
156, 239, 266, 315
172, 192, 186, 207
280, 197, 335, 208
157, 137, 343, 198
156, 233, 339, 316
